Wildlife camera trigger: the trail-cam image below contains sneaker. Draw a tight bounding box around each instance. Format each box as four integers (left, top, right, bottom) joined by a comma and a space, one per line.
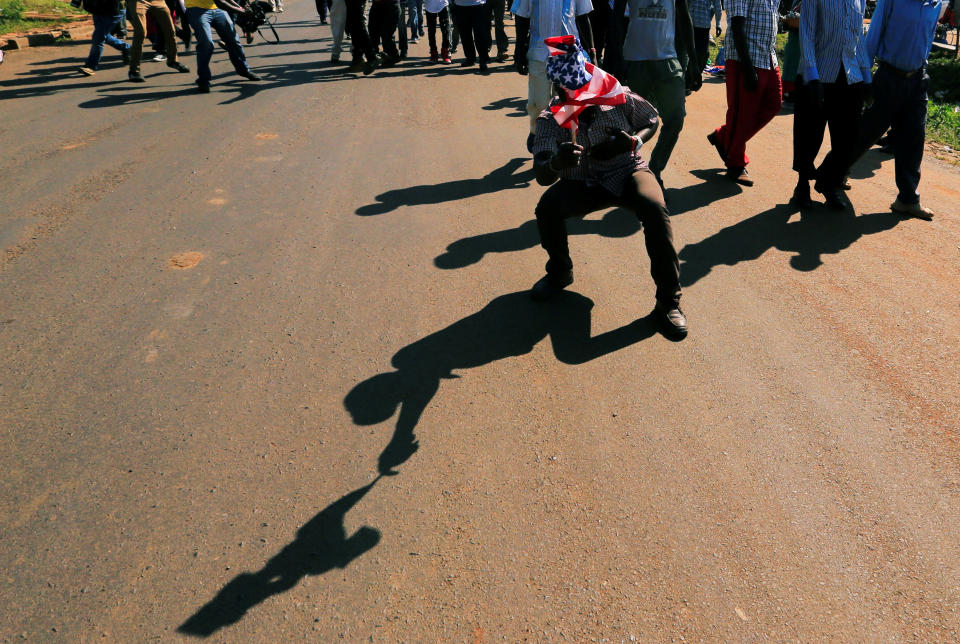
655, 302, 688, 338
128, 71, 146, 82
530, 270, 574, 301
78, 66, 96, 76
726, 166, 753, 186
347, 59, 365, 73
238, 70, 261, 81
152, 53, 165, 62
890, 199, 934, 221
167, 61, 190, 73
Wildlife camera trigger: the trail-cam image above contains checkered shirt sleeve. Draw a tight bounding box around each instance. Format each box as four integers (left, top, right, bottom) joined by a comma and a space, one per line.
725, 0, 779, 69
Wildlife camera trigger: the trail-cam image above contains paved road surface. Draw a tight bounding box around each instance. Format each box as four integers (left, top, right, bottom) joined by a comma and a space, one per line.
2, 5, 960, 641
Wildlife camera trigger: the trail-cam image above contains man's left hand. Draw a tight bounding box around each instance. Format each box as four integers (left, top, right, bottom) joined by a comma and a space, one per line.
588, 128, 635, 160
685, 64, 702, 92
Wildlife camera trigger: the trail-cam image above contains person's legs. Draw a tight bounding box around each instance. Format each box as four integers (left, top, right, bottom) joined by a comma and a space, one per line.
426, 9, 438, 54
891, 72, 927, 205
849, 67, 897, 169
534, 180, 613, 276
719, 61, 781, 168
406, 0, 419, 38
330, 0, 347, 56
818, 75, 863, 189
346, 0, 375, 62
472, 4, 490, 65
187, 7, 213, 84
84, 13, 112, 69
452, 4, 476, 62
491, 0, 508, 57
438, 6, 449, 51
527, 57, 551, 133
645, 59, 686, 177
615, 169, 681, 308
792, 75, 827, 182
210, 8, 250, 74
128, 0, 148, 74
147, 0, 179, 64
693, 26, 709, 71
379, 0, 400, 59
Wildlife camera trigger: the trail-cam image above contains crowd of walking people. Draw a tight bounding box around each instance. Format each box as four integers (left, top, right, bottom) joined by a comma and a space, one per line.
72, 0, 950, 336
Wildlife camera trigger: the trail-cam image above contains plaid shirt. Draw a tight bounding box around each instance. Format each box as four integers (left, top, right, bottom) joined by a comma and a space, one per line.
532, 91, 660, 197
725, 0, 780, 69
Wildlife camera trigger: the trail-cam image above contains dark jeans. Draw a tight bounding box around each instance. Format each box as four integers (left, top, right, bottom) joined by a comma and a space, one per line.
849, 64, 928, 204
187, 7, 249, 84
693, 26, 710, 71
85, 12, 129, 69
534, 171, 681, 307
316, 0, 330, 19
792, 73, 863, 188
426, 7, 450, 53
346, 0, 375, 62
368, 0, 400, 58
487, 0, 507, 55
451, 3, 489, 64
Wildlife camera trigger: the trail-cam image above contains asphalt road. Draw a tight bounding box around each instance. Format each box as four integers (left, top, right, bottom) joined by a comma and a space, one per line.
2, 5, 960, 641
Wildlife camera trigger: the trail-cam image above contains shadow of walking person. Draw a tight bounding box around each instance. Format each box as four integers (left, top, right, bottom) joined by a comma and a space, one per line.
345, 291, 659, 476
178, 479, 381, 638
434, 208, 640, 269
679, 203, 903, 288
355, 158, 535, 216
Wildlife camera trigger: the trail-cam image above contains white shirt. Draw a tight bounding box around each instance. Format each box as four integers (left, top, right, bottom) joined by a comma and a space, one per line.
512, 0, 595, 61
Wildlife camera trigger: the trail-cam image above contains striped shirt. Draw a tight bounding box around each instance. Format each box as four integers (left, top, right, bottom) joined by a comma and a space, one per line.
725, 0, 779, 69
798, 0, 871, 83
532, 91, 660, 196
689, 0, 721, 28
861, 0, 944, 73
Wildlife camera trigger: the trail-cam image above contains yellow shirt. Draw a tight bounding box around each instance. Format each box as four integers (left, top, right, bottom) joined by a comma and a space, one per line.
185, 0, 218, 9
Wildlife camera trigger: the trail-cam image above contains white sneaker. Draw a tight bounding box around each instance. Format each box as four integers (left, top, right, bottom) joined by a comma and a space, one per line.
152, 53, 165, 62
891, 199, 934, 221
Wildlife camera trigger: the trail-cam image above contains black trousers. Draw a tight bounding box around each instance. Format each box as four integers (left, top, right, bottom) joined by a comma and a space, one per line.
849, 64, 928, 205
693, 26, 710, 72
426, 7, 450, 52
487, 0, 508, 55
534, 171, 681, 307
315, 0, 329, 19
346, 0, 375, 62
792, 72, 863, 189
451, 3, 489, 64
369, 0, 400, 57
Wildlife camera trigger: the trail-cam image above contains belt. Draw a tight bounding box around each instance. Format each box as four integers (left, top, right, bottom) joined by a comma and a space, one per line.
879, 60, 923, 78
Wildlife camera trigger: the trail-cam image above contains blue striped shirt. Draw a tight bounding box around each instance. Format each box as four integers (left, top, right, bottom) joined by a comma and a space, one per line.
861, 0, 944, 73
798, 0, 872, 84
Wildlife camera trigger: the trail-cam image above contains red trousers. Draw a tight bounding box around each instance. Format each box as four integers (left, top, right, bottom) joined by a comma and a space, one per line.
713, 59, 782, 168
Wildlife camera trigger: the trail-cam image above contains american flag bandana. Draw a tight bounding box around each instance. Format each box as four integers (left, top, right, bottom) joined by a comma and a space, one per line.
544, 35, 627, 132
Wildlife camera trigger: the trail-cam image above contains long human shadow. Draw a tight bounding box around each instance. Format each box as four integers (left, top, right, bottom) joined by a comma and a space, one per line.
355, 157, 534, 216
664, 168, 743, 216
434, 208, 640, 269
178, 477, 382, 638
481, 95, 527, 118
679, 203, 903, 287
345, 290, 659, 476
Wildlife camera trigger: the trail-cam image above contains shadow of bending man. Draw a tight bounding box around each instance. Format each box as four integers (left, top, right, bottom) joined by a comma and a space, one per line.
345, 291, 658, 476
355, 157, 534, 216
178, 479, 381, 638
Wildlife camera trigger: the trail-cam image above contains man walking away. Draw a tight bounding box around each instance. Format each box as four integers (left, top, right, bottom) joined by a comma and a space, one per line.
790, 0, 871, 209
451, 0, 492, 72
186, 0, 261, 92
127, 0, 189, 81
706, 0, 781, 185
845, 0, 945, 220
79, 0, 131, 76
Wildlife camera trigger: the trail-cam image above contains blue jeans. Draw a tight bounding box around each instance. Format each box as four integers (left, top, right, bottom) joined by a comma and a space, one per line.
186, 7, 249, 84
407, 0, 422, 35
85, 12, 129, 69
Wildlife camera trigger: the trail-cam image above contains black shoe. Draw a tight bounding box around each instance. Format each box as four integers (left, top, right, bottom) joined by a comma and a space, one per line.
381, 54, 401, 68
196, 82, 210, 93
128, 71, 145, 83
530, 271, 574, 301
790, 181, 813, 208
525, 132, 535, 154
460, 59, 475, 67
121, 47, 130, 65
478, 61, 489, 74
655, 303, 688, 339
706, 131, 726, 163
495, 50, 509, 62
167, 61, 190, 73
362, 58, 378, 75
238, 70, 262, 81
814, 180, 845, 210
726, 166, 753, 186
320, 18, 328, 24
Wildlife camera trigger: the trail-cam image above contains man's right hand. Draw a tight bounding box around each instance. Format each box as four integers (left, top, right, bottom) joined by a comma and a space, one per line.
552, 142, 583, 169
743, 65, 759, 92
514, 52, 528, 75
806, 79, 824, 109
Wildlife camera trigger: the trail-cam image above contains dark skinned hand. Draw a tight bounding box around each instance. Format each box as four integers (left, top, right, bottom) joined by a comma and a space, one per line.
552, 142, 583, 169
588, 128, 634, 160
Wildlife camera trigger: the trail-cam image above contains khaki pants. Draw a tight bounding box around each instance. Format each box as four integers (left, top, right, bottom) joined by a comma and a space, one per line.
127, 0, 178, 74
526, 55, 550, 134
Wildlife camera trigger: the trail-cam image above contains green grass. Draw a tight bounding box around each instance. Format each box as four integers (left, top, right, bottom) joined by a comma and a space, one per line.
0, 0, 86, 35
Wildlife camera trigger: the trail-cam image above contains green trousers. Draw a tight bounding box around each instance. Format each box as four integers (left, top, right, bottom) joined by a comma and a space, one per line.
625, 58, 686, 177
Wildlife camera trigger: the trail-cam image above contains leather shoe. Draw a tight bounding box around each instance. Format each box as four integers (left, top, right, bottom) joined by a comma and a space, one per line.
530, 271, 573, 301
706, 131, 726, 163
814, 180, 846, 210
167, 61, 190, 73
790, 181, 813, 208
891, 199, 934, 220
655, 303, 687, 338
726, 167, 753, 186
238, 70, 261, 81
